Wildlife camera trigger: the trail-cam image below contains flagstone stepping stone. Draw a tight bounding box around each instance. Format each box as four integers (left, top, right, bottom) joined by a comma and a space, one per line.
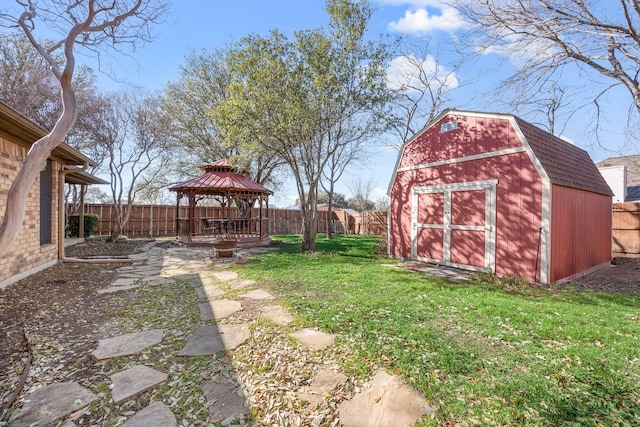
92, 329, 163, 360
198, 299, 243, 321
98, 284, 139, 294
239, 289, 274, 300
337, 370, 435, 427
202, 379, 249, 424
212, 270, 238, 282
297, 365, 348, 406
162, 268, 191, 277
228, 278, 255, 290
291, 328, 336, 351
260, 305, 293, 326
110, 277, 139, 287
198, 275, 217, 287
178, 324, 250, 356
9, 382, 97, 427
195, 285, 226, 300
111, 365, 168, 403
121, 401, 177, 427
144, 275, 175, 286
119, 273, 146, 279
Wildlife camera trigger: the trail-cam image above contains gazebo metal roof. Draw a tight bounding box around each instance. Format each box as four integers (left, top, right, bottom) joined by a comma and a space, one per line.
168, 159, 272, 196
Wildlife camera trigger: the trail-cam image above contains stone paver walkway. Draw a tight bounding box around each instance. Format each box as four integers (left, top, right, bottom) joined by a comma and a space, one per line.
91, 329, 163, 360
121, 401, 177, 427
10, 241, 435, 427
9, 382, 97, 427
110, 365, 168, 403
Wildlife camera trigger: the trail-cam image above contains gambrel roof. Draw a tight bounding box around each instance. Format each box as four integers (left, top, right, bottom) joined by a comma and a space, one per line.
390, 109, 613, 197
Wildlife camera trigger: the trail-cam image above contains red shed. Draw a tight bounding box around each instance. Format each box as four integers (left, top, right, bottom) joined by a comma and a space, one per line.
388, 110, 613, 284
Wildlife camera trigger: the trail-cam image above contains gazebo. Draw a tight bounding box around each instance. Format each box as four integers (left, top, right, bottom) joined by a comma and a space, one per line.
168, 159, 272, 246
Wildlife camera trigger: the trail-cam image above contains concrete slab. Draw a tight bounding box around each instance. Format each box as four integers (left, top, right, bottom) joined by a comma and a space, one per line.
91, 329, 163, 360
97, 284, 139, 294
291, 328, 336, 351
337, 370, 434, 427
198, 299, 243, 321
228, 278, 255, 290
194, 286, 226, 300
202, 379, 249, 424
297, 366, 348, 406
9, 382, 97, 427
121, 401, 177, 427
260, 305, 294, 326
239, 289, 274, 300
110, 365, 168, 403
178, 324, 250, 356
212, 271, 238, 282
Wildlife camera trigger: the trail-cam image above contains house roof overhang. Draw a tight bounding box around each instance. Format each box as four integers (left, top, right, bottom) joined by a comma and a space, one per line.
0, 101, 97, 167
64, 168, 109, 185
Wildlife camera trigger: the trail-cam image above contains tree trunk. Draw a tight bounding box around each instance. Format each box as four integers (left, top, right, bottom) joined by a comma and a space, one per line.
301, 207, 318, 252
326, 188, 334, 240
0, 92, 77, 259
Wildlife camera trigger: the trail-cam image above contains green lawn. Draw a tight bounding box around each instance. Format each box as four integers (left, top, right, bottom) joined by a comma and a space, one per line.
240, 235, 640, 426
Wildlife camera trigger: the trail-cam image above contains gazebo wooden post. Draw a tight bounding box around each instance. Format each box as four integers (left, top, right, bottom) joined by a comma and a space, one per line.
188, 192, 196, 243
175, 192, 181, 239
258, 195, 263, 237
265, 196, 269, 237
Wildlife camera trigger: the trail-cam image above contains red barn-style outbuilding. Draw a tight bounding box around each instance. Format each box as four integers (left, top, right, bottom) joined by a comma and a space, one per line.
388, 110, 613, 284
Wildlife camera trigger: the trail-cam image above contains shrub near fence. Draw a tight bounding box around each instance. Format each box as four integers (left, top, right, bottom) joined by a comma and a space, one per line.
71, 204, 389, 237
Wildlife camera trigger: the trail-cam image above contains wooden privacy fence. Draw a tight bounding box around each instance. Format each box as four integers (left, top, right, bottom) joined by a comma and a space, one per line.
613, 203, 640, 257
71, 204, 389, 237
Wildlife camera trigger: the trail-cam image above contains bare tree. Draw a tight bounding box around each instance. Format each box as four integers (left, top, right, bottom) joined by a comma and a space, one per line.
96, 91, 173, 241
347, 176, 376, 213
386, 39, 461, 148
0, 0, 167, 258
452, 0, 640, 138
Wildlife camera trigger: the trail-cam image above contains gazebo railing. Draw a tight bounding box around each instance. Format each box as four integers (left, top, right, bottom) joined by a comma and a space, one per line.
177, 216, 269, 241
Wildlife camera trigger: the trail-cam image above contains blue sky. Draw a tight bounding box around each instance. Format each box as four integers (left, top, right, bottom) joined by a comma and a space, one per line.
72, 0, 635, 206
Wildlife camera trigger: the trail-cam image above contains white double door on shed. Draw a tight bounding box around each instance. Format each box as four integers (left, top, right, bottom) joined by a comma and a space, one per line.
411, 180, 497, 272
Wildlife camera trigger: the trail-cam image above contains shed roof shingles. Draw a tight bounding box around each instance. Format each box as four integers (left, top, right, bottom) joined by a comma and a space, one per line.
514, 117, 613, 196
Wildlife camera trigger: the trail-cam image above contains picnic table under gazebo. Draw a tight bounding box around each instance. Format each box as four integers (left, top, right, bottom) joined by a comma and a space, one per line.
168, 159, 272, 249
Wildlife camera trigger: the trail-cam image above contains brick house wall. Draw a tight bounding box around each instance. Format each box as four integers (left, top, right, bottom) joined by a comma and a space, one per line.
0, 135, 60, 286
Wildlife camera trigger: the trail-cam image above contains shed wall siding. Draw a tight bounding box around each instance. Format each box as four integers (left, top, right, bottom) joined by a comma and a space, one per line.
390, 114, 544, 281
0, 136, 59, 285
549, 185, 612, 282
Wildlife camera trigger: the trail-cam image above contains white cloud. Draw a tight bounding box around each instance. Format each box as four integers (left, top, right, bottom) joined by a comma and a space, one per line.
388, 7, 467, 34
386, 54, 459, 93
477, 30, 557, 66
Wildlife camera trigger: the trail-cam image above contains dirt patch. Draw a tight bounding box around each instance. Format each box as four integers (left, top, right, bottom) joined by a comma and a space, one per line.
0, 239, 144, 410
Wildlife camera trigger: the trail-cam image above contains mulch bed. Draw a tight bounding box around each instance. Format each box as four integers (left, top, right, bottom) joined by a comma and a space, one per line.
0, 239, 146, 412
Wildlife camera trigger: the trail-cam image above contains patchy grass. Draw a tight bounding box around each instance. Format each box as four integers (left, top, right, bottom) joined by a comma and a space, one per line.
238, 234, 640, 426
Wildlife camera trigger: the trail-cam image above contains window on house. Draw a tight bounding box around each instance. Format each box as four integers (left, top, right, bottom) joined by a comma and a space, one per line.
40, 160, 52, 244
